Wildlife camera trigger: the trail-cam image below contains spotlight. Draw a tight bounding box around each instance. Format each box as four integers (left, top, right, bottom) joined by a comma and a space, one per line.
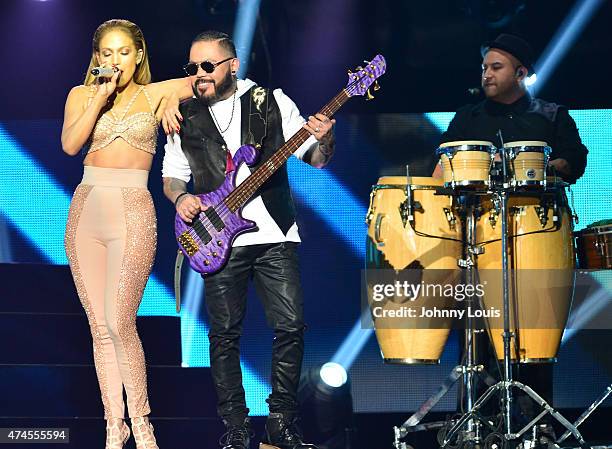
320, 362, 348, 388
525, 73, 538, 87
298, 363, 355, 449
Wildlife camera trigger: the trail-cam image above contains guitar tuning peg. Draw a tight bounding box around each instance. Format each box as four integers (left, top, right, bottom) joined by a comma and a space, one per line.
373, 80, 381, 91
365, 88, 375, 101
356, 66, 363, 71
347, 69, 353, 75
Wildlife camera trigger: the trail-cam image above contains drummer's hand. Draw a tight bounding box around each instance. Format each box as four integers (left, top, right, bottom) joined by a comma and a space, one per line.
162, 92, 182, 135
548, 158, 571, 177
176, 193, 207, 222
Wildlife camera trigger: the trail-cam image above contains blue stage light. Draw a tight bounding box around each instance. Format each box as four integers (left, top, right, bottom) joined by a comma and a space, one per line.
233, 0, 263, 79
525, 73, 538, 87
320, 362, 348, 388
532, 0, 605, 95
287, 157, 366, 257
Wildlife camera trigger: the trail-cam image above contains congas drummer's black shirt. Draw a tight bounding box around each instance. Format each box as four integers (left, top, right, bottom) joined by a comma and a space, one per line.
439, 93, 588, 183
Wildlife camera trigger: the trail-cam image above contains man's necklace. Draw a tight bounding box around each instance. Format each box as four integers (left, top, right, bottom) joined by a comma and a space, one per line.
209, 89, 237, 134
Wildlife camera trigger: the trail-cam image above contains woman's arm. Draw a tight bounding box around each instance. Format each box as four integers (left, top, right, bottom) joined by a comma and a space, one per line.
61, 71, 120, 156
148, 78, 192, 120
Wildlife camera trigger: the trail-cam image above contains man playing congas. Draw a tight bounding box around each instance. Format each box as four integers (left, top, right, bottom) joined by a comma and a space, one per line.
432, 34, 589, 446
433, 33, 587, 184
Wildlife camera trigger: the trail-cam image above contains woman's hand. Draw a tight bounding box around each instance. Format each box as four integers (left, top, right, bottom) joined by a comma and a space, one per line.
93, 68, 121, 103
162, 93, 182, 135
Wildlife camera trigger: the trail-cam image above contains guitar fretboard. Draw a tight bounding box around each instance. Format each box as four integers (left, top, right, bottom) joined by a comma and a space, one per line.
224, 89, 351, 212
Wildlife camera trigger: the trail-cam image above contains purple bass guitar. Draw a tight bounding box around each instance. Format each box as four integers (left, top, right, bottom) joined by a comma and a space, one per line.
175, 55, 387, 275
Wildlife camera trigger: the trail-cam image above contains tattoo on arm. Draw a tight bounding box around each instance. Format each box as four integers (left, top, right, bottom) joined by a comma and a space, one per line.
317, 140, 335, 164
163, 177, 188, 203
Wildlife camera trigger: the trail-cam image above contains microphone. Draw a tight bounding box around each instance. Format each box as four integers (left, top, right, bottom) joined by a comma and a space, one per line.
90, 67, 118, 77
467, 87, 482, 96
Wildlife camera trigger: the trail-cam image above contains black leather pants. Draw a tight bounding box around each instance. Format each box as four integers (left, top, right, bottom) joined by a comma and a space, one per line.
203, 242, 305, 425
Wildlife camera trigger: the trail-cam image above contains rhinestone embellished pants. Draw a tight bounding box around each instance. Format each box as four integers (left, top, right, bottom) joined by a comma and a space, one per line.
64, 166, 156, 419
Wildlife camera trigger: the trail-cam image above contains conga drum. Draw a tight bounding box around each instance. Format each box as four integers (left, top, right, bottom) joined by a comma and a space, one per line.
575, 220, 612, 269
476, 182, 575, 363
436, 141, 496, 188
366, 177, 462, 364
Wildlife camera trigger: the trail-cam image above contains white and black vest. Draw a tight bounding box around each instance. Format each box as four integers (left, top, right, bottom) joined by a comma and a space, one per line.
178, 87, 297, 234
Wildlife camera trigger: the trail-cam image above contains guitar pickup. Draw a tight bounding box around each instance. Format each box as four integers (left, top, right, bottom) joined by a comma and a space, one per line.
204, 207, 225, 232
178, 232, 199, 257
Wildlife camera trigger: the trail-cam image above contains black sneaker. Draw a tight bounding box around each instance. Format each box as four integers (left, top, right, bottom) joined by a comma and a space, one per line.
260, 413, 317, 449
220, 417, 251, 449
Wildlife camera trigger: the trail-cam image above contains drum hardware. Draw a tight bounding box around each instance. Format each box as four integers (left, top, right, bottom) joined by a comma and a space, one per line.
366, 189, 377, 225
534, 205, 549, 228
399, 199, 423, 227
444, 207, 457, 228
393, 195, 496, 448
457, 246, 485, 269
438, 131, 586, 449
552, 196, 560, 224
366, 183, 408, 226
369, 160, 588, 447
557, 384, 612, 445
404, 165, 415, 224
568, 185, 579, 225
488, 209, 498, 228
374, 214, 386, 244
488, 196, 501, 228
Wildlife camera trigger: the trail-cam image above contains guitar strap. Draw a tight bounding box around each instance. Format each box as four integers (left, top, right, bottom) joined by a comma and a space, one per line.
174, 251, 184, 313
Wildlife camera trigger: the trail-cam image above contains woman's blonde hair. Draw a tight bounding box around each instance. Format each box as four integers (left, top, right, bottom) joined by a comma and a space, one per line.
83, 19, 151, 86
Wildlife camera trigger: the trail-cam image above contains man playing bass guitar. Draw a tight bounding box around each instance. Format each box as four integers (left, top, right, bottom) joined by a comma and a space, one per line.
161, 30, 335, 449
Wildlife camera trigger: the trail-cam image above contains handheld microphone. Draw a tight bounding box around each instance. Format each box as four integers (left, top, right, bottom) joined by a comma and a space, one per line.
467, 87, 482, 96
90, 67, 118, 77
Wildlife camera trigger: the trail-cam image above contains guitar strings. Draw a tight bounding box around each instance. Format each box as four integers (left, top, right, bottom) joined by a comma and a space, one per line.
180, 67, 381, 244
181, 74, 372, 242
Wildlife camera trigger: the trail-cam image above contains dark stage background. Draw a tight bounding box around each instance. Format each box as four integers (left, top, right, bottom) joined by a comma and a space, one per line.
1, 0, 611, 440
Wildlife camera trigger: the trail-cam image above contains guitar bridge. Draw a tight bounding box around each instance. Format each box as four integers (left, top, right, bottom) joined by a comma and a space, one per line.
178, 232, 199, 257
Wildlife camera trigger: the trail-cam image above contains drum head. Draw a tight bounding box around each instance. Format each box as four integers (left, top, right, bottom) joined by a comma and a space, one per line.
438, 140, 494, 148
504, 141, 551, 155
503, 140, 548, 148
377, 176, 444, 187
437, 140, 495, 156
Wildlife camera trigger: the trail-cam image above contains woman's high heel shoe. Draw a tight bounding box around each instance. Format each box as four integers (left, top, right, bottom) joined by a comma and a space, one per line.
131, 416, 159, 449
105, 418, 130, 449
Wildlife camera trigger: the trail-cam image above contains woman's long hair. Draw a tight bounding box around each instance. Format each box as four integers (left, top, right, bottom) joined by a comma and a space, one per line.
83, 19, 151, 86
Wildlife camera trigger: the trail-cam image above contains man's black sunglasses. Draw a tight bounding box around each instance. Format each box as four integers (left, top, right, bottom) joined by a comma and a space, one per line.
183, 57, 234, 76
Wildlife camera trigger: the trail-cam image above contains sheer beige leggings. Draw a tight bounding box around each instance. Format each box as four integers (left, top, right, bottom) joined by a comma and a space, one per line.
64, 166, 157, 419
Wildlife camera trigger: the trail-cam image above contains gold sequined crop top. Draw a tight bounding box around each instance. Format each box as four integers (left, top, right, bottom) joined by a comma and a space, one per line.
86, 85, 158, 155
